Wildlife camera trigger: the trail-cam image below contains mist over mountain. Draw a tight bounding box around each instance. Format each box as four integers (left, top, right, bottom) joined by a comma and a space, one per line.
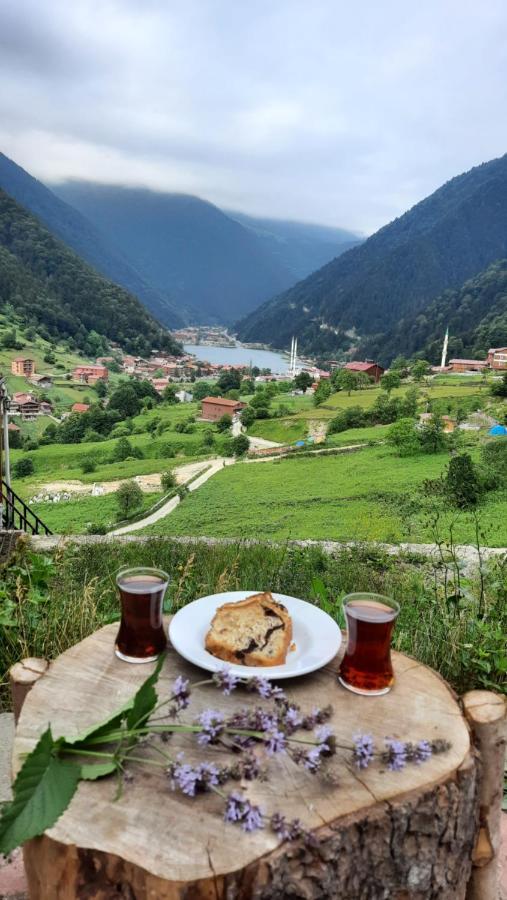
0, 188, 181, 356
226, 211, 361, 282
54, 182, 358, 326
0, 152, 183, 328
237, 153, 507, 360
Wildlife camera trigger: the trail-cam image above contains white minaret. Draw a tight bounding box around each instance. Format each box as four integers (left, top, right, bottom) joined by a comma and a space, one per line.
440, 327, 449, 369
293, 338, 298, 375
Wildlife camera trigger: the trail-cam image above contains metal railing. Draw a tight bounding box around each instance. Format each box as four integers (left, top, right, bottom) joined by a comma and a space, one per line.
1, 479, 52, 535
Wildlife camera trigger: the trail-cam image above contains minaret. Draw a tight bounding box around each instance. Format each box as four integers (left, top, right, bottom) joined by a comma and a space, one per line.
440, 327, 449, 369
293, 338, 298, 375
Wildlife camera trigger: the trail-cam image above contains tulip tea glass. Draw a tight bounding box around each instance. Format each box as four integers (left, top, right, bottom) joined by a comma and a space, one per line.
115, 566, 169, 663
338, 593, 400, 695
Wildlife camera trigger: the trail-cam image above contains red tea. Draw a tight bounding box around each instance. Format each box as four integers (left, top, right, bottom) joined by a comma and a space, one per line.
115, 570, 168, 662
339, 597, 398, 695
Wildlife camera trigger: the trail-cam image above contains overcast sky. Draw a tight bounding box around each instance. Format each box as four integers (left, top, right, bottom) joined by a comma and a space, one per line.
1, 0, 507, 233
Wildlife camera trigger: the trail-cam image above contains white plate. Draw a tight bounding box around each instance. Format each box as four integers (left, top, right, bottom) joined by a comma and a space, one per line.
169, 591, 341, 680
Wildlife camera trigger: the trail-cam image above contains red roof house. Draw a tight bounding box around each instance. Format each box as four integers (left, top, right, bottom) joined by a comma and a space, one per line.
201, 397, 247, 422
487, 348, 507, 370
71, 403, 90, 413
344, 361, 385, 383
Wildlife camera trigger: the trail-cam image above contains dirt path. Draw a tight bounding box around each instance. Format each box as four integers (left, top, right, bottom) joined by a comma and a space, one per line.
109, 458, 233, 535
40, 460, 212, 497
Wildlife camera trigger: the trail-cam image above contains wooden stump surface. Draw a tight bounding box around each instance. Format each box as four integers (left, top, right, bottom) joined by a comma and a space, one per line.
13, 621, 471, 890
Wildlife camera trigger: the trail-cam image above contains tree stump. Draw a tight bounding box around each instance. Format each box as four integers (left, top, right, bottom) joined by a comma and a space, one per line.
13, 623, 478, 899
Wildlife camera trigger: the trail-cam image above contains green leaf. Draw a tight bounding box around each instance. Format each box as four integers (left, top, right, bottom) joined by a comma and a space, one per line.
80, 762, 117, 780
0, 728, 80, 855
126, 653, 165, 731
63, 704, 133, 747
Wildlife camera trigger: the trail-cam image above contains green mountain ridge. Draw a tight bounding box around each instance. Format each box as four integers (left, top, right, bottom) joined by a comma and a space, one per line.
0, 152, 184, 328
237, 153, 507, 360
365, 258, 507, 366
0, 189, 181, 357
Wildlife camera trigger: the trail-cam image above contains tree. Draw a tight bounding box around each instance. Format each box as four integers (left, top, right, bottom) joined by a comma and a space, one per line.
231, 434, 250, 457
444, 454, 485, 508
8, 429, 22, 449
217, 370, 241, 392
116, 481, 143, 518
216, 414, 232, 433
81, 456, 97, 474
313, 380, 332, 406
333, 369, 358, 395
411, 359, 431, 381
108, 384, 142, 418
95, 379, 108, 399
202, 429, 215, 447
387, 419, 420, 457
161, 471, 176, 492
163, 385, 178, 404
380, 372, 401, 395
418, 415, 446, 454
112, 437, 142, 461
294, 371, 313, 393
491, 373, 507, 397
13, 457, 34, 478
240, 406, 257, 427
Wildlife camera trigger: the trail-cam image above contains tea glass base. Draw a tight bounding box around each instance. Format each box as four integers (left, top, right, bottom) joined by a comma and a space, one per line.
338, 675, 392, 696
115, 648, 160, 664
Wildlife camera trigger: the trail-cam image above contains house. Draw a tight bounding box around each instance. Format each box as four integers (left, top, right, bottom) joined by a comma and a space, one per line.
344, 361, 385, 383
448, 359, 488, 373
96, 356, 115, 365
71, 403, 90, 413
175, 390, 193, 403
29, 374, 53, 389
152, 378, 170, 394
10, 392, 40, 420
11, 357, 35, 377
7, 422, 21, 432
72, 365, 109, 385
201, 397, 247, 422
487, 347, 507, 370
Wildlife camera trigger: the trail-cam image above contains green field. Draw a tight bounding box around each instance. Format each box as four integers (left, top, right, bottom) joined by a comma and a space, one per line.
143, 444, 507, 546
29, 491, 160, 533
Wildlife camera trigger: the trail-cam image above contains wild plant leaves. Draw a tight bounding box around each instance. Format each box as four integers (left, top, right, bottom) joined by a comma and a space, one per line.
0, 728, 80, 855
126, 653, 165, 731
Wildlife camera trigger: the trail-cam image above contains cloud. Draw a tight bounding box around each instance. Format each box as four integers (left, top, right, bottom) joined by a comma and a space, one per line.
1, 0, 507, 232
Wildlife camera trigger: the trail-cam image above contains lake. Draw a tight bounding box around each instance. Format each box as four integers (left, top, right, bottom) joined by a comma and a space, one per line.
183, 343, 289, 373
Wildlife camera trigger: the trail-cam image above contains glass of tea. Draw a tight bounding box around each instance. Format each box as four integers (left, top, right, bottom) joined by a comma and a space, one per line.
338, 593, 400, 695
115, 566, 169, 663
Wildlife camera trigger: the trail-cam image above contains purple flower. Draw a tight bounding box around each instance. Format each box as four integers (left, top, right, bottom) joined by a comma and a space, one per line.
196, 709, 225, 745
171, 675, 190, 710
282, 705, 303, 733
241, 753, 261, 780
303, 746, 324, 772
247, 677, 286, 702
169, 760, 220, 796
414, 740, 432, 764
213, 666, 240, 696
270, 812, 304, 841
224, 792, 264, 832
353, 733, 375, 769
264, 728, 287, 755
315, 724, 333, 744
384, 738, 407, 771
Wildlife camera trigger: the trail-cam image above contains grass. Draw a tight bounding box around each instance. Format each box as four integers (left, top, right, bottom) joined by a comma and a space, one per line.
143, 444, 507, 547
1, 539, 505, 712
29, 491, 161, 533
247, 418, 308, 443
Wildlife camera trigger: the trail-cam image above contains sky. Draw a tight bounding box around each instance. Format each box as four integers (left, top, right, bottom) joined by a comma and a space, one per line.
1, 0, 507, 234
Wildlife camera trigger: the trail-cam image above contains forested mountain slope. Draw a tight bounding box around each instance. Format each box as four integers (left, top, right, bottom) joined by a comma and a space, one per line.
0, 152, 184, 327
0, 189, 181, 356
364, 259, 507, 365
237, 153, 507, 356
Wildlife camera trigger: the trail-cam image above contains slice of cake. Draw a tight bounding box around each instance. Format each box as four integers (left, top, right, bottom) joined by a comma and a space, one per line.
205, 592, 293, 667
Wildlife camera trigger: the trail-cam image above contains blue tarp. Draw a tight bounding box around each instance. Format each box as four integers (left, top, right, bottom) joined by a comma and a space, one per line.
489, 425, 507, 435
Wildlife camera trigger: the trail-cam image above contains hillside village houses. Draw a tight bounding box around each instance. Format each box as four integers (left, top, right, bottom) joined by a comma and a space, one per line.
72, 364, 109, 385
10, 391, 52, 420
11, 356, 35, 376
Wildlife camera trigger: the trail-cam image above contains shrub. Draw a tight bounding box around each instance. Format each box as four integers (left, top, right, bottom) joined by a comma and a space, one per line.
13, 457, 34, 478
216, 414, 232, 433
443, 454, 486, 508
161, 471, 176, 492
116, 481, 143, 518
231, 434, 250, 457
81, 457, 97, 474
86, 523, 108, 535
22, 438, 39, 452
112, 437, 143, 461
240, 406, 256, 427
387, 419, 421, 456
481, 441, 507, 481
418, 416, 447, 454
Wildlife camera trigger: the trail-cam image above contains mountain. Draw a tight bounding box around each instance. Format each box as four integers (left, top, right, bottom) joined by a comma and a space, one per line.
365, 259, 507, 365
0, 189, 181, 356
226, 211, 361, 282
53, 182, 358, 325
237, 153, 507, 359
0, 152, 184, 327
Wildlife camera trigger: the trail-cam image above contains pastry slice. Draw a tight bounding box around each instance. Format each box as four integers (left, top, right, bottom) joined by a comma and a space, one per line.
205, 592, 292, 667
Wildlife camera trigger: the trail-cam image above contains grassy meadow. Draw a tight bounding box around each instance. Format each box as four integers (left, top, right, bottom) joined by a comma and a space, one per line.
143, 443, 507, 546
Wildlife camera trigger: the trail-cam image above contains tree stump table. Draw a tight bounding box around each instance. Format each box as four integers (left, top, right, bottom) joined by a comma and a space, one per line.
13, 622, 480, 899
